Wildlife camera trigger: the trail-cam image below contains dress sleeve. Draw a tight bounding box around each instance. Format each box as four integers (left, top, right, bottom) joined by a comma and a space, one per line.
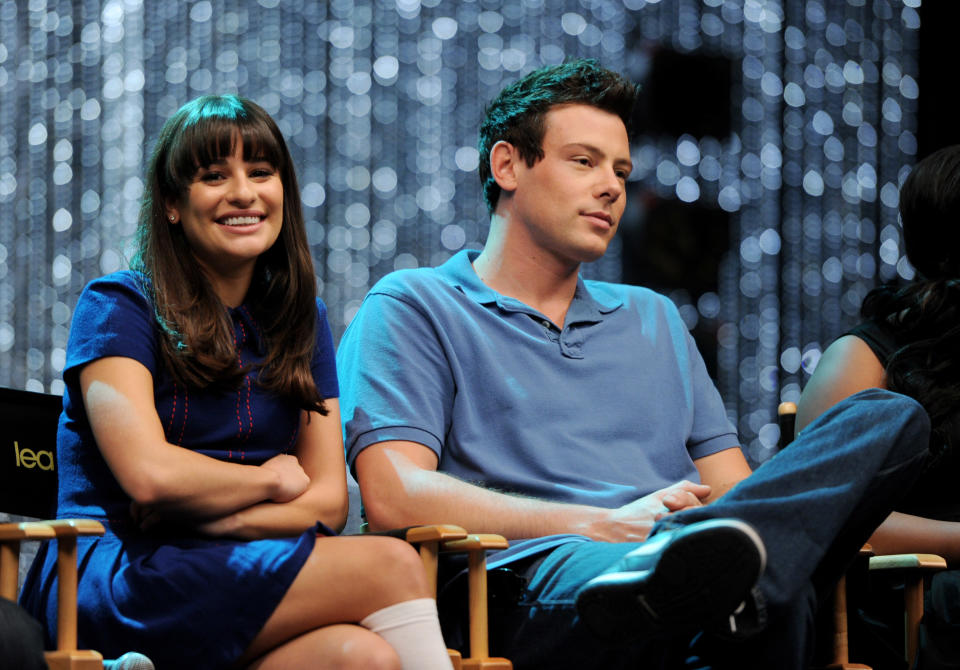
682, 321, 740, 460
63, 272, 159, 383
337, 288, 454, 472
847, 319, 898, 366
311, 298, 339, 399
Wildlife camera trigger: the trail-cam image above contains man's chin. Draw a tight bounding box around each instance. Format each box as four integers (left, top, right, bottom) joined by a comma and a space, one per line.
577, 242, 612, 264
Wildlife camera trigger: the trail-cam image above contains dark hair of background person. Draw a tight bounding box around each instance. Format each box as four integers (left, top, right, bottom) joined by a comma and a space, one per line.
477, 58, 640, 215
133, 94, 326, 415
861, 144, 960, 455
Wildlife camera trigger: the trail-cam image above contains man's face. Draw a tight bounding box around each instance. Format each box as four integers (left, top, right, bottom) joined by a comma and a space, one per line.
508, 103, 632, 266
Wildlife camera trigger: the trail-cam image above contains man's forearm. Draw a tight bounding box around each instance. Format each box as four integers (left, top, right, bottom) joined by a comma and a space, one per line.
356, 441, 712, 542
359, 453, 606, 539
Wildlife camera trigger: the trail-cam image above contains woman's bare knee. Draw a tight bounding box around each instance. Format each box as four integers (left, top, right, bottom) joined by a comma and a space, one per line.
338, 535, 431, 600
324, 631, 401, 670
242, 535, 434, 662
372, 536, 431, 590
247, 625, 401, 670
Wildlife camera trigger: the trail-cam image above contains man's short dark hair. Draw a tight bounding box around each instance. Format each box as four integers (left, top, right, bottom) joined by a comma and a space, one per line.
477, 59, 639, 214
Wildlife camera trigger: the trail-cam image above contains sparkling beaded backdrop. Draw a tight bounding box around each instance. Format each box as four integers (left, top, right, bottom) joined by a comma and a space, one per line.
0, 0, 919, 463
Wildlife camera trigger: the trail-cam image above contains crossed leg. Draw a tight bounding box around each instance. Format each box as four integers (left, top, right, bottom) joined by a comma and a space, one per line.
237, 534, 439, 669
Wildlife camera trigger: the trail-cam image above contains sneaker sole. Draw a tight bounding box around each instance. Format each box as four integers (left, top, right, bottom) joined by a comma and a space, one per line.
575, 519, 766, 641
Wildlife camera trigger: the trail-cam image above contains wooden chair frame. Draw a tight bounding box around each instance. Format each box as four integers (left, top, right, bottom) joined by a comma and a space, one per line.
389, 525, 512, 669
0, 518, 106, 670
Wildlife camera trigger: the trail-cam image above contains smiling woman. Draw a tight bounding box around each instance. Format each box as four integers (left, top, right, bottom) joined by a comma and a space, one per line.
168, 145, 285, 306
134, 96, 318, 398
18, 95, 453, 670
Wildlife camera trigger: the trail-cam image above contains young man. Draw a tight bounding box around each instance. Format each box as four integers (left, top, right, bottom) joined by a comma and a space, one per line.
337, 60, 931, 668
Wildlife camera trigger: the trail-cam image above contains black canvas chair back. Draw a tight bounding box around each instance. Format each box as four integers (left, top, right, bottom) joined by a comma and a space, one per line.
0, 387, 61, 519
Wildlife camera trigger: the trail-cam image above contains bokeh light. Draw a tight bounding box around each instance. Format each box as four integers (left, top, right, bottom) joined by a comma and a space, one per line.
0, 0, 920, 464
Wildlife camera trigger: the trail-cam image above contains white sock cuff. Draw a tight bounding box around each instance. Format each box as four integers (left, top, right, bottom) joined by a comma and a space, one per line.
360, 597, 440, 633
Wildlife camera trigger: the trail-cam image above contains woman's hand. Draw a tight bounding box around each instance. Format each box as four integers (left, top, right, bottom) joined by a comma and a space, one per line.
261, 453, 311, 503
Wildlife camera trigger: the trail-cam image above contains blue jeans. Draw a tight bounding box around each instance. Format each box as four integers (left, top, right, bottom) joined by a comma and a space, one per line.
438, 389, 931, 669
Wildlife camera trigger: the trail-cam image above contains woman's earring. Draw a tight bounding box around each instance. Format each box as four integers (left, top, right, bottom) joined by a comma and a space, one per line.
169, 215, 176, 222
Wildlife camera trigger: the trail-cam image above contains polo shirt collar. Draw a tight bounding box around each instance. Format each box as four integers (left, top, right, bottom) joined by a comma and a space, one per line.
444, 250, 623, 324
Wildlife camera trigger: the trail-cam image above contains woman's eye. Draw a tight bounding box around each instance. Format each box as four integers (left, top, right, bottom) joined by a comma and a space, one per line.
199, 171, 224, 182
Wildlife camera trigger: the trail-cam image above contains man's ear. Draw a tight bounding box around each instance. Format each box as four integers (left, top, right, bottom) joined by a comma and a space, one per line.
490, 140, 520, 194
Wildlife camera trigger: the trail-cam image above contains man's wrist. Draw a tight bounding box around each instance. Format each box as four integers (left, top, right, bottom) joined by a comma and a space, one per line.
552, 504, 608, 539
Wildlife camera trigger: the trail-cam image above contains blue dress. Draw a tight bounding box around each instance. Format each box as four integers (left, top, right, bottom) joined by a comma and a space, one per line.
20, 271, 340, 669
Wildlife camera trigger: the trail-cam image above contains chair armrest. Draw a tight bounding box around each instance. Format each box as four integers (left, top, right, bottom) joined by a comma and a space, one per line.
403, 524, 469, 544
868, 553, 947, 571
0, 521, 59, 541
441, 534, 510, 553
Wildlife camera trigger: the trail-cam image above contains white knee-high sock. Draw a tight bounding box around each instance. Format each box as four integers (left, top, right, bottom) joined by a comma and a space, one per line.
360, 597, 454, 670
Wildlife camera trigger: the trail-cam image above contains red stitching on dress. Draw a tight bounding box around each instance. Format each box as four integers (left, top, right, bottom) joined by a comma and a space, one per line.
233, 314, 252, 454
178, 387, 189, 445
240, 305, 263, 346
243, 375, 253, 443
233, 323, 244, 443
167, 384, 178, 435
238, 307, 255, 444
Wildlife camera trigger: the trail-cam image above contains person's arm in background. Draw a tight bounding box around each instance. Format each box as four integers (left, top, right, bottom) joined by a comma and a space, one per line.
796, 335, 960, 563
693, 447, 753, 503
795, 335, 886, 431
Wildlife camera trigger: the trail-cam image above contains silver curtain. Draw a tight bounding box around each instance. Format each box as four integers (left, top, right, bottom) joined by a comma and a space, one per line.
0, 0, 919, 463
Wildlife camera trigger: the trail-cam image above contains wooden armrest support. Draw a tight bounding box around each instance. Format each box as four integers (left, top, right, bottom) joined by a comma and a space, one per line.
438, 535, 512, 668
1, 522, 59, 600
0, 519, 106, 651
869, 554, 948, 571
868, 553, 947, 664
43, 521, 104, 652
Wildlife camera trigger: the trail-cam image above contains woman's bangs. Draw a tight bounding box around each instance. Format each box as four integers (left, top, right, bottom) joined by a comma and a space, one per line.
238, 119, 284, 170
166, 116, 239, 191
165, 106, 283, 192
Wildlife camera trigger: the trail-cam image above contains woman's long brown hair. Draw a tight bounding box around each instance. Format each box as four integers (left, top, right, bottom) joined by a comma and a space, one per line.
133, 95, 326, 414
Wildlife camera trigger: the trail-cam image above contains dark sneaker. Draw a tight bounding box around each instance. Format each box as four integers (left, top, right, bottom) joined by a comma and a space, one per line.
575, 518, 766, 641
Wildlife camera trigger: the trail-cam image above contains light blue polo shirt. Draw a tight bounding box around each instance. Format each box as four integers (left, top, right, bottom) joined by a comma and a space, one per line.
338, 249, 740, 563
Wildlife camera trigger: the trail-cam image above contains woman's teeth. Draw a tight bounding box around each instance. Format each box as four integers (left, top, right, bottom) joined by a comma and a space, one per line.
220, 216, 260, 226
